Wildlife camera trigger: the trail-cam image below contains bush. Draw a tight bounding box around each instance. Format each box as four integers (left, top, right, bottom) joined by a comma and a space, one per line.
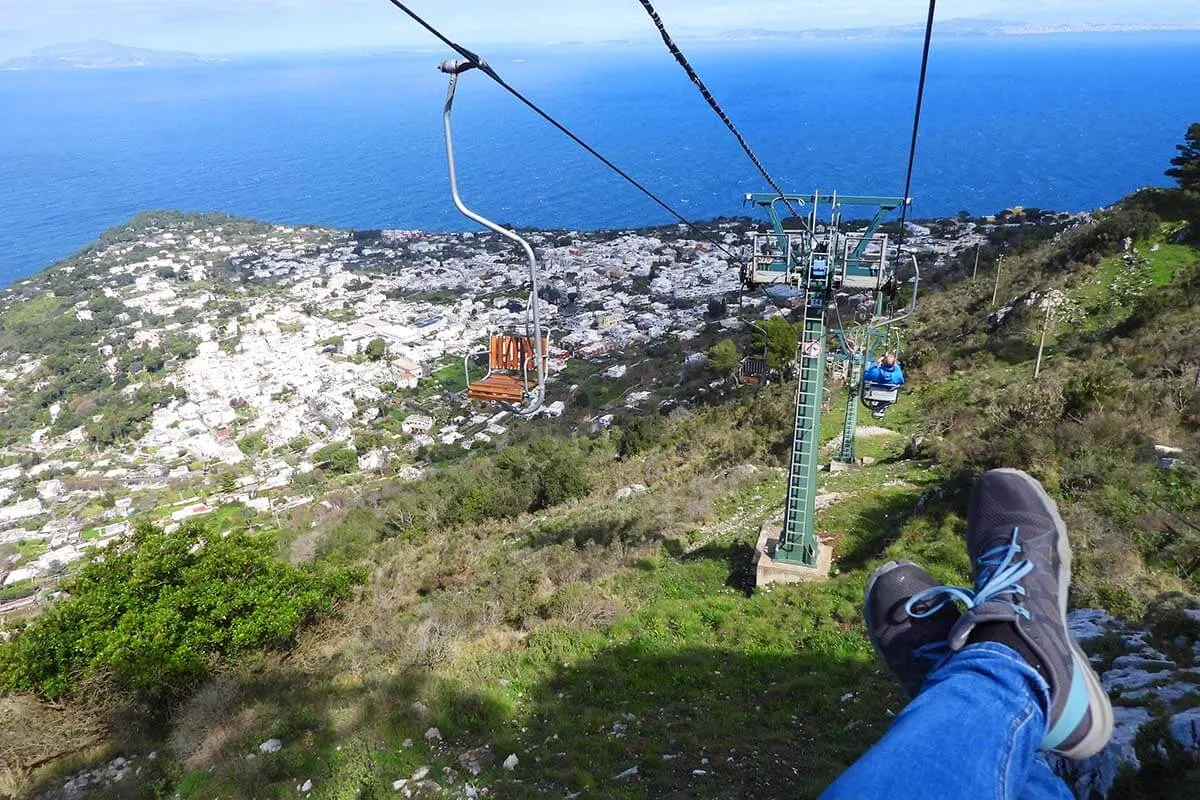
617, 417, 662, 460
0, 521, 361, 707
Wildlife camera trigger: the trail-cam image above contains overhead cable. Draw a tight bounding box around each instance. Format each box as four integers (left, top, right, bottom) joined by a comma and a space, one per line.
635, 0, 801, 219
895, 0, 938, 247
381, 0, 747, 267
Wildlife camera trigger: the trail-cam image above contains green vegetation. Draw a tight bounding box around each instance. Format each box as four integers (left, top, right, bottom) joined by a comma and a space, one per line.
364, 337, 387, 361
754, 315, 799, 370
313, 444, 358, 474
706, 337, 740, 377
1167, 122, 1200, 191
0, 521, 361, 707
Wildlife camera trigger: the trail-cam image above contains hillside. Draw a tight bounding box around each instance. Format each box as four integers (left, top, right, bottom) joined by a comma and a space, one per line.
1, 188, 1199, 799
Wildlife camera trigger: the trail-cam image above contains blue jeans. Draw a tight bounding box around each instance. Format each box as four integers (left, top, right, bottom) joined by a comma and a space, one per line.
822, 643, 1074, 800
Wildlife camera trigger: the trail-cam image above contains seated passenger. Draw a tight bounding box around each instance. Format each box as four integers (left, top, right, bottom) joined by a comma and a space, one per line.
863, 353, 905, 418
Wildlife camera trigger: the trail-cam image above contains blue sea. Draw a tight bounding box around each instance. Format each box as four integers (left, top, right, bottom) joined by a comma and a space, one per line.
2, 33, 1199, 287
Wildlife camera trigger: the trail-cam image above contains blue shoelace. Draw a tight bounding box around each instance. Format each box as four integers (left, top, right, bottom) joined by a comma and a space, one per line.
904, 526, 1034, 623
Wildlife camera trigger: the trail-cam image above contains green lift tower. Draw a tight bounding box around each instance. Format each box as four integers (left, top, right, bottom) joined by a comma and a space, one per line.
744, 191, 908, 585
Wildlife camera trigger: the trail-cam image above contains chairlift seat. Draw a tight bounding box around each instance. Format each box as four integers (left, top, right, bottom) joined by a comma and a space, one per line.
739, 356, 768, 385
467, 334, 549, 404
467, 373, 529, 403
863, 383, 900, 404
841, 273, 882, 291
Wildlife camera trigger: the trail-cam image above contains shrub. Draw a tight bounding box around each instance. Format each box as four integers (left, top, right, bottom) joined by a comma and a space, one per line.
617, 416, 662, 459
0, 521, 361, 707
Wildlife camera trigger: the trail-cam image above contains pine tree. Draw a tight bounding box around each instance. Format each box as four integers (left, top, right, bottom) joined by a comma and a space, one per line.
1166, 122, 1200, 191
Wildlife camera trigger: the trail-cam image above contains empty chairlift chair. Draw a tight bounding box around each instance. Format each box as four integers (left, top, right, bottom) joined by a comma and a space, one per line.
466, 333, 549, 405
440, 58, 547, 416
739, 356, 768, 386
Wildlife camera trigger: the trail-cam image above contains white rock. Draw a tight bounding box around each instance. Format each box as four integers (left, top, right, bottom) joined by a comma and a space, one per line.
613, 765, 639, 780
502, 753, 519, 771
392, 778, 408, 791
692, 769, 707, 776
259, 738, 282, 753
614, 484, 648, 501
423, 727, 442, 742
299, 779, 313, 792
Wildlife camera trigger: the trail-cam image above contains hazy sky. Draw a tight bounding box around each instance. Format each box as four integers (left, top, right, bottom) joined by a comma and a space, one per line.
2, 0, 1198, 58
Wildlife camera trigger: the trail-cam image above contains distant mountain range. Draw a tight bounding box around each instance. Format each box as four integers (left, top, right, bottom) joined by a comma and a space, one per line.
1, 40, 221, 71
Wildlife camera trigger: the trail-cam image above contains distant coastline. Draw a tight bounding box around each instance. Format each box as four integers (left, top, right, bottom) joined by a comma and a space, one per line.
1, 40, 223, 71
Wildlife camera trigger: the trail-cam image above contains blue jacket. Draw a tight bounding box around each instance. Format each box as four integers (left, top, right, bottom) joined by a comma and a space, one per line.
864, 361, 905, 387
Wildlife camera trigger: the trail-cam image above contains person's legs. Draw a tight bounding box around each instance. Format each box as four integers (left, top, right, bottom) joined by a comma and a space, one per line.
823, 642, 1049, 799
1024, 755, 1075, 800
826, 469, 1111, 799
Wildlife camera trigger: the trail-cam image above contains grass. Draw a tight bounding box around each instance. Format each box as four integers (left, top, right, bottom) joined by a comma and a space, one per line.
110, 431, 958, 800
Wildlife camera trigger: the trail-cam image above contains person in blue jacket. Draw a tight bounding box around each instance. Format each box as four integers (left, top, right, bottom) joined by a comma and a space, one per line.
863, 353, 905, 418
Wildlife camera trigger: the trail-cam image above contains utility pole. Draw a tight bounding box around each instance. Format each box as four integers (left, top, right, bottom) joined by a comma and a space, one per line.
1034, 300, 1052, 380
971, 244, 980, 280
991, 256, 1004, 307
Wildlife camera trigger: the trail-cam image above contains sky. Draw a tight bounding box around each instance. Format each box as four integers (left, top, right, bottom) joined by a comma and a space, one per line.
1, 0, 1199, 59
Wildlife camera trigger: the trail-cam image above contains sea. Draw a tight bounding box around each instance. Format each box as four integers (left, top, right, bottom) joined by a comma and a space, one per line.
2, 33, 1199, 287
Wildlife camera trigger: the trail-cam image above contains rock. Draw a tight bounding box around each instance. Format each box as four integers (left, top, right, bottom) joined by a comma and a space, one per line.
1121, 682, 1200, 706
692, 769, 708, 776
411, 701, 432, 718
1168, 707, 1200, 751
613, 765, 639, 780
299, 778, 313, 792
411, 767, 429, 780
1154, 444, 1184, 457
614, 484, 648, 501
392, 778, 408, 791
1054, 706, 1152, 799
1067, 609, 1121, 642
1110, 653, 1175, 671
259, 738, 282, 753
402, 738, 413, 748
424, 727, 442, 742
502, 753, 519, 771
458, 745, 493, 776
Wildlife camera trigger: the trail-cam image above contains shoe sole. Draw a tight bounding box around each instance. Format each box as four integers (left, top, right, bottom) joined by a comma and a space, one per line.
863, 559, 914, 686
993, 469, 1114, 759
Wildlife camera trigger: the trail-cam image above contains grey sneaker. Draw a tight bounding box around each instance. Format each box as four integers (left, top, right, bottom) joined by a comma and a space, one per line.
865, 560, 960, 698
943, 469, 1114, 759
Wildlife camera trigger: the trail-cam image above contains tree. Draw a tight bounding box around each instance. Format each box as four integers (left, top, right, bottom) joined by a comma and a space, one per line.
364, 337, 387, 361
1166, 123, 1200, 191
707, 338, 740, 377
754, 317, 798, 371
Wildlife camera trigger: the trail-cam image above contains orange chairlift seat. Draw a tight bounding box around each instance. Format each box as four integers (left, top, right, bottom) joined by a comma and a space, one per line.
467, 335, 549, 404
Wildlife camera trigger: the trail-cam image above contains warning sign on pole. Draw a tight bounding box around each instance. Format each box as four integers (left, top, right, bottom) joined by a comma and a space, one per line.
802, 340, 822, 359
